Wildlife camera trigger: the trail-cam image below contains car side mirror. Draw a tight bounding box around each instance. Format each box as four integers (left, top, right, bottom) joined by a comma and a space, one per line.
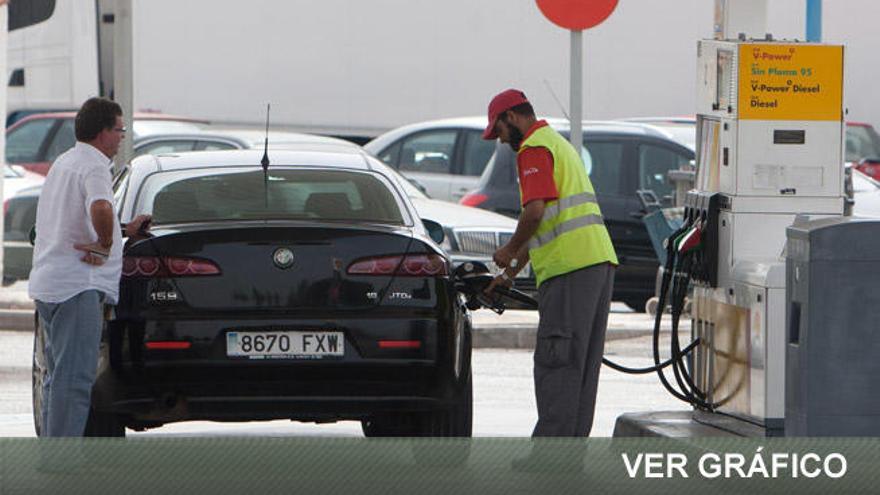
422, 219, 445, 244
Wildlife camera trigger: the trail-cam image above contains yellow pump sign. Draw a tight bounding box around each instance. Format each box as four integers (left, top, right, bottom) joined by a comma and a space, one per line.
738, 44, 843, 121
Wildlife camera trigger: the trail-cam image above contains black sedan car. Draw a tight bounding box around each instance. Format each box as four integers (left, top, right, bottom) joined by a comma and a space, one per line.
32, 147, 473, 437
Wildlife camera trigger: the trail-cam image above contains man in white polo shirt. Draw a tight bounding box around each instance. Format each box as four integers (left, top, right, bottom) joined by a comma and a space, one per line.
29, 97, 150, 437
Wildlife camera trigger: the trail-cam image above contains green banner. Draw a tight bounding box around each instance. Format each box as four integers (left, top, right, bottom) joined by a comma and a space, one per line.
0, 438, 875, 494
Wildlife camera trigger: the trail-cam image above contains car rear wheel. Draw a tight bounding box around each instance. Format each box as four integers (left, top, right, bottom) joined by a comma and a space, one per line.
361, 413, 417, 437
419, 373, 472, 437
361, 371, 473, 438
84, 408, 125, 437
410, 374, 473, 466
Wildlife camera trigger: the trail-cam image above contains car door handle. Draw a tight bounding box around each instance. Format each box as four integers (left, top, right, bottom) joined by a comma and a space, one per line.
629, 210, 647, 219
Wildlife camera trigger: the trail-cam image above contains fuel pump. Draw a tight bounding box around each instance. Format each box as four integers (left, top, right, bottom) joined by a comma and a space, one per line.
640, 39, 846, 436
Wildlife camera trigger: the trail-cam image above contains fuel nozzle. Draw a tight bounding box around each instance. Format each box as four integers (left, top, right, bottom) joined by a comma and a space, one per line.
452, 262, 505, 313
452, 261, 537, 314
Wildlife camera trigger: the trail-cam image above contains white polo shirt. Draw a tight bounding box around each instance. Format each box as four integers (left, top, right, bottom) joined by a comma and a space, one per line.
29, 142, 124, 304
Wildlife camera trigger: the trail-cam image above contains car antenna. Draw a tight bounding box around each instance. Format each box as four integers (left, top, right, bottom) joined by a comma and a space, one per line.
543, 79, 570, 120
261, 103, 271, 210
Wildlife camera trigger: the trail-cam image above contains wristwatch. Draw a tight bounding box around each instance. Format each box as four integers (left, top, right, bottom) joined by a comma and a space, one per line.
88, 249, 110, 260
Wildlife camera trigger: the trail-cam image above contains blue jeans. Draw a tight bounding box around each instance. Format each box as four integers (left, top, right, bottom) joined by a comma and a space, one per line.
35, 290, 105, 437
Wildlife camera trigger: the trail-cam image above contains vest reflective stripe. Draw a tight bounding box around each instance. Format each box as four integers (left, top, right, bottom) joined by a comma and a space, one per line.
541, 191, 597, 223
518, 124, 618, 286
529, 213, 606, 249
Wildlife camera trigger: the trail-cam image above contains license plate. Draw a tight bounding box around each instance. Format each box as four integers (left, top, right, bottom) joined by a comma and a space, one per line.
226, 331, 344, 359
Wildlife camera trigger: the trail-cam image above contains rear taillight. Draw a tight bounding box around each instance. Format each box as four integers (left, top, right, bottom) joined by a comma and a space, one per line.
122, 256, 221, 278
459, 192, 488, 207
347, 254, 448, 277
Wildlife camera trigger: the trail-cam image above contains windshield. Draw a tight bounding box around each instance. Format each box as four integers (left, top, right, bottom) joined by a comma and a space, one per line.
845, 125, 880, 162
136, 167, 407, 225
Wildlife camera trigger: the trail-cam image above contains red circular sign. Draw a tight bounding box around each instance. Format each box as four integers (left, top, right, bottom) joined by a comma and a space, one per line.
536, 0, 619, 30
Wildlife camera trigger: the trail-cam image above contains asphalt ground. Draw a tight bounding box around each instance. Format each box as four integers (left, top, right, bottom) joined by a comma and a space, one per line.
0, 330, 690, 437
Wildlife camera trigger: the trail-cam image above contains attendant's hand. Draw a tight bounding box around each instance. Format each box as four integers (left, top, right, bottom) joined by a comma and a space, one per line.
492, 243, 518, 269
483, 272, 513, 296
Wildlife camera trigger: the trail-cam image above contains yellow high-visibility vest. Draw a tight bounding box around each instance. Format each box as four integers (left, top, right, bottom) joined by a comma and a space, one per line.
518, 125, 618, 286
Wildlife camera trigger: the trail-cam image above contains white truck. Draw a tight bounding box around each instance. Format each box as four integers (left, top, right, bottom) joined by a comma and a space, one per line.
8, 0, 717, 139
14, 1, 880, 138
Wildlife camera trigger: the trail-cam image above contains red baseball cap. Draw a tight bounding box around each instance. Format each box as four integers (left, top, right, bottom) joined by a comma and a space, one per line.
482, 89, 529, 140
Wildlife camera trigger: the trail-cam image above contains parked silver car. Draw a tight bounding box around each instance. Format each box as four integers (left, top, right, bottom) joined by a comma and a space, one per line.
364, 118, 497, 203
851, 168, 880, 218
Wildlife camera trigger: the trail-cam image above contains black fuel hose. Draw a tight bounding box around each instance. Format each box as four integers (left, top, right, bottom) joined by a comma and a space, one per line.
482, 271, 701, 376
675, 251, 709, 400
669, 250, 707, 402
602, 339, 700, 374
664, 237, 713, 408
650, 218, 721, 411
650, 221, 707, 405
473, 217, 719, 408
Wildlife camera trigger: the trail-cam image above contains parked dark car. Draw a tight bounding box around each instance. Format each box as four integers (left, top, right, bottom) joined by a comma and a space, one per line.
460, 121, 696, 311
32, 148, 473, 437
364, 117, 497, 203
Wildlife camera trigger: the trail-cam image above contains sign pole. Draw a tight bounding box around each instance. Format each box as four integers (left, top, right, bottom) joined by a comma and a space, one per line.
806, 0, 822, 42
535, 0, 617, 150
0, 1, 7, 281
113, 0, 134, 174
570, 30, 583, 151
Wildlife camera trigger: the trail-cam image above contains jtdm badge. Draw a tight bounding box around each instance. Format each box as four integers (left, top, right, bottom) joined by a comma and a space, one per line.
272, 248, 295, 269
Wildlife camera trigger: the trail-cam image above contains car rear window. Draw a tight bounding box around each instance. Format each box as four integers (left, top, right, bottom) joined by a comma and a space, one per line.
136, 168, 406, 225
